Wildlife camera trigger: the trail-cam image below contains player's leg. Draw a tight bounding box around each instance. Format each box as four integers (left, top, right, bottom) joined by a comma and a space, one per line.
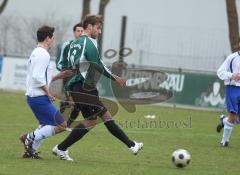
52, 101, 98, 161
100, 110, 143, 155
20, 96, 66, 158
67, 105, 81, 127
216, 112, 240, 133
220, 86, 239, 147
216, 114, 227, 133
21, 118, 66, 159
221, 112, 236, 147
53, 118, 96, 161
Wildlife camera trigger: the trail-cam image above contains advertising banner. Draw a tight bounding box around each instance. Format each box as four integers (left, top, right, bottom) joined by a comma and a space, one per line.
99, 67, 225, 109
0, 57, 225, 109
0, 57, 57, 91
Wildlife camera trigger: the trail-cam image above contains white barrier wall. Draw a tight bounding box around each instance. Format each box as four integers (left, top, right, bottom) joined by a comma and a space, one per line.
0, 57, 57, 91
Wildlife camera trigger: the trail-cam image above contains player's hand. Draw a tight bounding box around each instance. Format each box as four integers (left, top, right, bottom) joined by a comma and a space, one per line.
232, 73, 240, 81
61, 70, 73, 78
114, 76, 127, 87
48, 93, 56, 101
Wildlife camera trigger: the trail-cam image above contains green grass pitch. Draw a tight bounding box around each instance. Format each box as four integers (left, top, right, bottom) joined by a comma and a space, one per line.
0, 91, 239, 175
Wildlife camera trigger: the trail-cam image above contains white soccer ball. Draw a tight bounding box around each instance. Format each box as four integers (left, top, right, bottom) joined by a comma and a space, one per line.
172, 149, 191, 168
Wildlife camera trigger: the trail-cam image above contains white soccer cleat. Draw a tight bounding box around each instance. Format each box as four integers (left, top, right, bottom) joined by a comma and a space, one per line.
52, 145, 73, 161
130, 141, 143, 155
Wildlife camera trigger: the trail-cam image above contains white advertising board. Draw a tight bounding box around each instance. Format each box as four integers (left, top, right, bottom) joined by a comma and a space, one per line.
0, 57, 57, 91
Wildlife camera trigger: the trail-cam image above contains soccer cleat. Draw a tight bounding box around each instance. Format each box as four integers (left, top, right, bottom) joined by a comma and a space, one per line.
31, 152, 43, 159
52, 145, 73, 161
216, 115, 226, 133
19, 134, 33, 151
130, 141, 143, 155
20, 134, 43, 159
22, 151, 43, 159
220, 141, 229, 147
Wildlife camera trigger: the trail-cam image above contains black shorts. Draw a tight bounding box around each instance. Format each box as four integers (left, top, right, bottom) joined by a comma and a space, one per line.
70, 82, 107, 120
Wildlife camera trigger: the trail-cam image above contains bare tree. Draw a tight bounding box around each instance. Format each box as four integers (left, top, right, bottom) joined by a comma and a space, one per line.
0, 0, 8, 15
0, 14, 70, 57
80, 0, 111, 56
98, 0, 110, 56
99, 0, 110, 16
81, 0, 91, 20
0, 15, 12, 55
226, 0, 240, 52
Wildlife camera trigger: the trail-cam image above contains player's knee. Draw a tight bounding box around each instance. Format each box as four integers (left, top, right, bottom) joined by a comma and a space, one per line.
100, 111, 113, 122
54, 123, 67, 134
229, 113, 237, 123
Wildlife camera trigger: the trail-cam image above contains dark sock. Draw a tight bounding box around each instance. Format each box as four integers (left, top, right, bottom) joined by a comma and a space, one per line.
69, 106, 80, 121
58, 124, 89, 151
67, 107, 80, 126
104, 120, 135, 148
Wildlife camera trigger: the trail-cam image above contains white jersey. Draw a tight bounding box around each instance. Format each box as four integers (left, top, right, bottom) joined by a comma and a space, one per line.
26, 47, 52, 97
217, 51, 240, 86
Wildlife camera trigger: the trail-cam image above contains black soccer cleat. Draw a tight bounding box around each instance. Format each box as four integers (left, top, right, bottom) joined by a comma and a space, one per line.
22, 151, 43, 159
220, 141, 229, 147
19, 133, 43, 159
31, 152, 43, 159
216, 115, 226, 133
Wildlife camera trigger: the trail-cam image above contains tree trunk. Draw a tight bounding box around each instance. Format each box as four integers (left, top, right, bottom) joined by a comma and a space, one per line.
0, 0, 8, 15
81, 0, 90, 20
98, 0, 110, 57
226, 0, 240, 52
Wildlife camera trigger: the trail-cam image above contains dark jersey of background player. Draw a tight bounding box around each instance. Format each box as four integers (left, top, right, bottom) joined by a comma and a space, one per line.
55, 22, 83, 127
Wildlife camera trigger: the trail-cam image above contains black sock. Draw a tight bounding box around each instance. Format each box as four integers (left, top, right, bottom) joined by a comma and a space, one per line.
104, 120, 135, 148
69, 106, 81, 121
58, 124, 89, 151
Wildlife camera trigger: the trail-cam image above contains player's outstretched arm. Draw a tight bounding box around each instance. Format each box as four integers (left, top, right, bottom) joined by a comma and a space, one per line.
51, 70, 73, 82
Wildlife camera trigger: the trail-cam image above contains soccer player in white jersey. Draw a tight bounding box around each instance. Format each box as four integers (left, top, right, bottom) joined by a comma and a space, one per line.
19, 26, 72, 159
216, 51, 240, 147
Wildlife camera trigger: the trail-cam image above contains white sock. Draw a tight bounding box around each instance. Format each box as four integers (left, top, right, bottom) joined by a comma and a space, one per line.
28, 125, 55, 141
31, 126, 44, 150
32, 139, 44, 150
223, 117, 228, 125
221, 121, 233, 144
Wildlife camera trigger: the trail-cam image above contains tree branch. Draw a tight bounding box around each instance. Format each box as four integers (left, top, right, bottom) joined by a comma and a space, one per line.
0, 0, 8, 15
81, 0, 90, 20
226, 0, 240, 52
98, 0, 110, 57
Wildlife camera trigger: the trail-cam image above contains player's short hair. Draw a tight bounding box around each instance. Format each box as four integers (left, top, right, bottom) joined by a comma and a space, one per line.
37, 25, 55, 42
82, 15, 103, 29
73, 22, 83, 32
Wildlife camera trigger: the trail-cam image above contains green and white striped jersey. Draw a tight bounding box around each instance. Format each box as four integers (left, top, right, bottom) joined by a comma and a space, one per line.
55, 40, 73, 71
66, 35, 115, 90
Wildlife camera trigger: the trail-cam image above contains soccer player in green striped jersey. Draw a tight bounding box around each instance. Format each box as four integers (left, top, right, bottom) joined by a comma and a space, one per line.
56, 23, 83, 71
52, 15, 143, 161
55, 23, 83, 127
